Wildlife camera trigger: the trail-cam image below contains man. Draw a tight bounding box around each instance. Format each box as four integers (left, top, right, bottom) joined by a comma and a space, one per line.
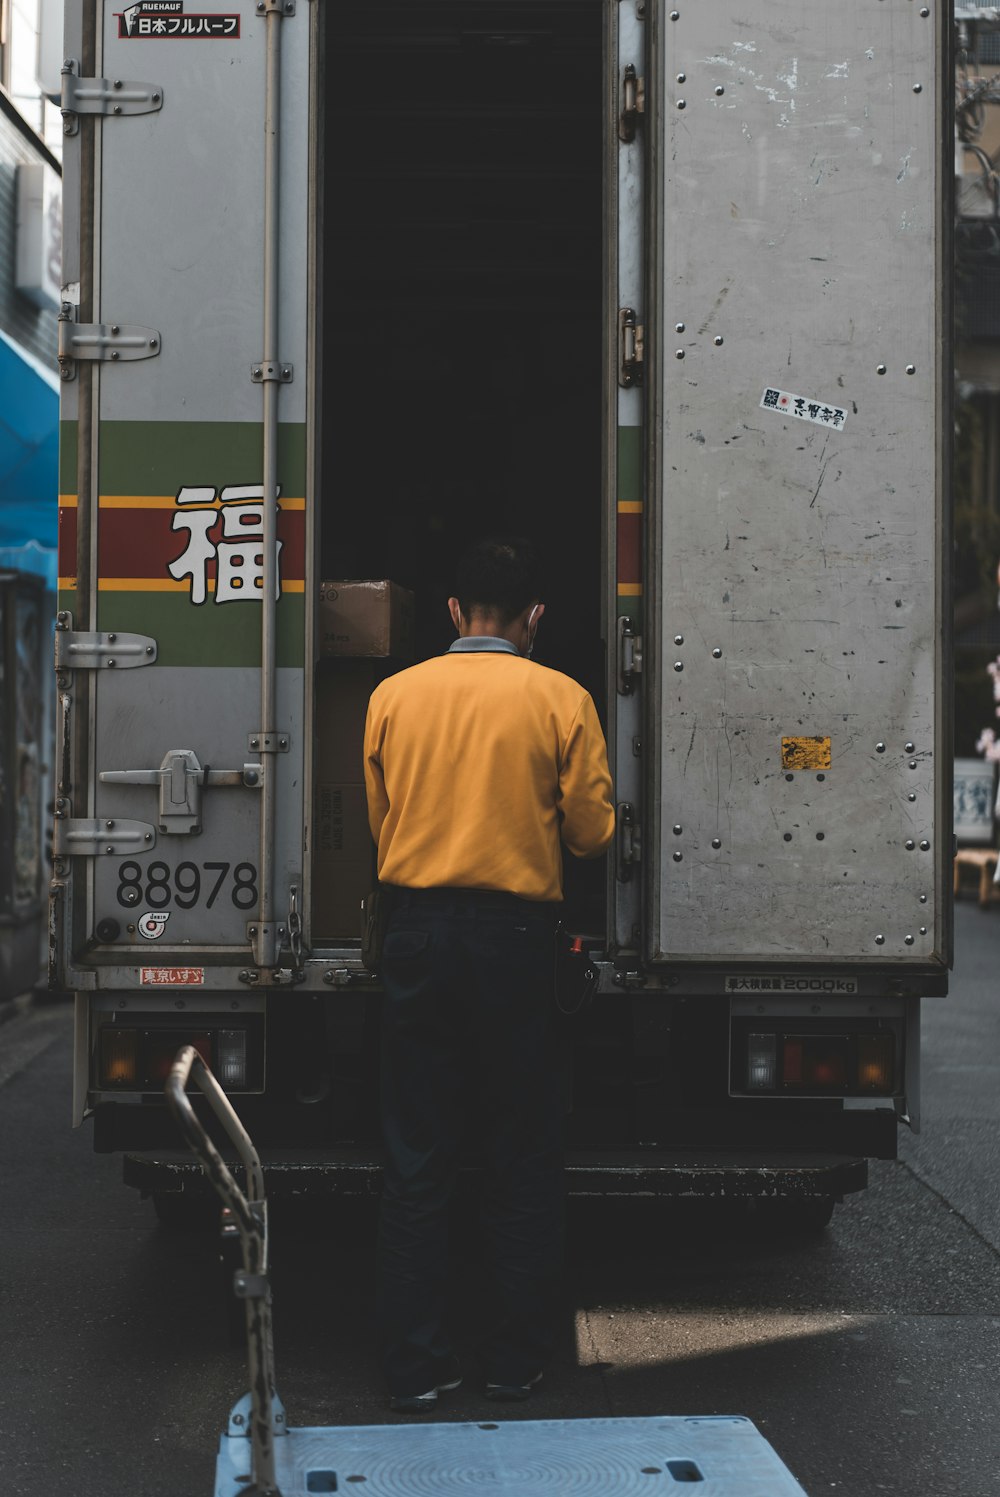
363, 536, 615, 1414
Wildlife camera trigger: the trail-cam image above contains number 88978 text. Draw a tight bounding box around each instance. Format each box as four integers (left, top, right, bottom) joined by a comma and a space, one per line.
116, 860, 258, 911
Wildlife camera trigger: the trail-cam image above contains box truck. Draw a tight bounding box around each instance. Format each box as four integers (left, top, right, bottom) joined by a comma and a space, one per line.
52, 0, 952, 1224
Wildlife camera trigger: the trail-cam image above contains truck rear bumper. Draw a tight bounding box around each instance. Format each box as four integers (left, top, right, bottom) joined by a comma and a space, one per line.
124, 1147, 867, 1202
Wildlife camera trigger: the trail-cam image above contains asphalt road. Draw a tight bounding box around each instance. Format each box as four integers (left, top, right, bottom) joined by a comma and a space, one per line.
1, 902, 998, 1495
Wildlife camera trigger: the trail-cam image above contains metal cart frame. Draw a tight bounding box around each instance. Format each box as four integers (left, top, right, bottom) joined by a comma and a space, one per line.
165, 1045, 808, 1496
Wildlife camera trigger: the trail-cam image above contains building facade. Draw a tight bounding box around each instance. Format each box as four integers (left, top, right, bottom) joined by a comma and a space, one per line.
0, 0, 60, 999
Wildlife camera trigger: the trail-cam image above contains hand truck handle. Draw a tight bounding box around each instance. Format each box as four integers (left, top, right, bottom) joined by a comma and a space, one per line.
165, 1044, 266, 1237
165, 1046, 283, 1496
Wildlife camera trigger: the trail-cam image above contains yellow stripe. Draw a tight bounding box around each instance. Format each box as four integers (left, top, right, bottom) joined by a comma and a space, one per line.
58, 577, 77, 590
97, 577, 306, 593
99, 578, 192, 592
59, 494, 77, 507
617, 501, 643, 513
617, 583, 643, 597
97, 495, 306, 510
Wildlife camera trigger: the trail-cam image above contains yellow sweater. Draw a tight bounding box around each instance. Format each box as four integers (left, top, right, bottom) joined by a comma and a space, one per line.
364, 650, 615, 902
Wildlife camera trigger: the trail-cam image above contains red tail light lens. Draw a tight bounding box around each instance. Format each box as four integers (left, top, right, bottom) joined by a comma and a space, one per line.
142, 1031, 211, 1086
782, 1036, 849, 1090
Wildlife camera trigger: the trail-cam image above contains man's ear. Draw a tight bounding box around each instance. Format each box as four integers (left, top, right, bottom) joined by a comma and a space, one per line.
447, 596, 463, 633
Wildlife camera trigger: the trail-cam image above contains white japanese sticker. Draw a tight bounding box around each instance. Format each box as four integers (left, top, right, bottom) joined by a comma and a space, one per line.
138, 910, 171, 940
760, 387, 847, 431
726, 975, 859, 995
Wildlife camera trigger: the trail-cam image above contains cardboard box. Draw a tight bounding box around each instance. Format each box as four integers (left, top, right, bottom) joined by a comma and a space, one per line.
312, 660, 382, 937
313, 781, 374, 937
315, 659, 381, 781
318, 580, 415, 660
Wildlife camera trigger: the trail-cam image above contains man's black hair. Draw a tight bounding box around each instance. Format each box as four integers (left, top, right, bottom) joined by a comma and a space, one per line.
455, 536, 540, 628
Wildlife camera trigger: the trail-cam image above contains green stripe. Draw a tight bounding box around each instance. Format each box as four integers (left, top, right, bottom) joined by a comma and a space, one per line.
58, 420, 306, 498
97, 420, 307, 496
96, 593, 306, 668
617, 425, 641, 505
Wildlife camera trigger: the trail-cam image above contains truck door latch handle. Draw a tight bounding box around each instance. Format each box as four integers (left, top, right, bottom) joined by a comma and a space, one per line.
100, 749, 263, 835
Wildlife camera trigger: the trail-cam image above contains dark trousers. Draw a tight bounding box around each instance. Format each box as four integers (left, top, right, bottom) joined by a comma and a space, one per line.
376, 888, 564, 1397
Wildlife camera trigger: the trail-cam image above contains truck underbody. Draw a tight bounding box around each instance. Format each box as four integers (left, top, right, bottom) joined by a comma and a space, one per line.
102, 988, 884, 1215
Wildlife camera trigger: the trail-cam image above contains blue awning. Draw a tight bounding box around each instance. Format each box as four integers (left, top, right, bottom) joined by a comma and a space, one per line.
0, 326, 59, 590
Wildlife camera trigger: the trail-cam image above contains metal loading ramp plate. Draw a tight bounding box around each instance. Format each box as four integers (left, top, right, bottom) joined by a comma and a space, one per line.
215, 1414, 807, 1495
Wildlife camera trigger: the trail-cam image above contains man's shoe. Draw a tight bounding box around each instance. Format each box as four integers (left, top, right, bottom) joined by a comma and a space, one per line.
389, 1364, 462, 1415
484, 1371, 543, 1403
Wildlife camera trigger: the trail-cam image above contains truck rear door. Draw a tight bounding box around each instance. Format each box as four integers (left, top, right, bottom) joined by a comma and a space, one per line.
634, 0, 951, 978
54, 2, 312, 998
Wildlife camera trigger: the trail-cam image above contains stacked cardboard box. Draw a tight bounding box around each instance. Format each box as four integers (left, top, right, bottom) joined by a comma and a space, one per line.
313, 583, 415, 939
318, 580, 415, 660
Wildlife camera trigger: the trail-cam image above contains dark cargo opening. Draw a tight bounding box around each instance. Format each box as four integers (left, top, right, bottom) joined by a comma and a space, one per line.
317, 2, 607, 939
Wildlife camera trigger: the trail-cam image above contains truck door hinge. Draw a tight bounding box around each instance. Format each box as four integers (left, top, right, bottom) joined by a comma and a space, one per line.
99, 749, 263, 836
617, 801, 642, 882
54, 618, 157, 670
58, 305, 162, 382
619, 63, 645, 143
618, 616, 643, 694
60, 59, 164, 136
619, 307, 644, 388
53, 814, 157, 858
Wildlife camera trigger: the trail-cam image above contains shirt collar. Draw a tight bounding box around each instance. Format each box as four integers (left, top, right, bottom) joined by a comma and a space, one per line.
448, 636, 519, 655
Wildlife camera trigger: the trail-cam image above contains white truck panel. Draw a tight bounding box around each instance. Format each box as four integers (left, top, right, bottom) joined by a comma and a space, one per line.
96, 0, 309, 426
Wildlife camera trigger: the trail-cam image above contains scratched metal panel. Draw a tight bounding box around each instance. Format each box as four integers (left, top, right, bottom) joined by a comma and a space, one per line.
648, 1, 949, 965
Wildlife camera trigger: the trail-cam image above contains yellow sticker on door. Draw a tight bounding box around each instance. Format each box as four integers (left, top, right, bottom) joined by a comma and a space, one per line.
781, 736, 832, 771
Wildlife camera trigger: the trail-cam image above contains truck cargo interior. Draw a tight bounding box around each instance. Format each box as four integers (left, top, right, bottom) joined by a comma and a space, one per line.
318, 2, 607, 938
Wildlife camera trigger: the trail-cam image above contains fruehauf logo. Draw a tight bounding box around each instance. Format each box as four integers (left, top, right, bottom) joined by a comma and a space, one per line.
138, 910, 171, 940
122, 1, 184, 35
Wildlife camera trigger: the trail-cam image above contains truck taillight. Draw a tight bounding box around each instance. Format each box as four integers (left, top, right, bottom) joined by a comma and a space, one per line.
217, 1029, 248, 1088
737, 1024, 897, 1097
98, 1025, 258, 1092
101, 1027, 138, 1087
856, 1034, 895, 1092
142, 1031, 211, 1086
782, 1037, 848, 1090
747, 1033, 777, 1089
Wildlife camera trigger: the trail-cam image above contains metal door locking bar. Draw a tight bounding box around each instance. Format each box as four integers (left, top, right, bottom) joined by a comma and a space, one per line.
100, 749, 263, 835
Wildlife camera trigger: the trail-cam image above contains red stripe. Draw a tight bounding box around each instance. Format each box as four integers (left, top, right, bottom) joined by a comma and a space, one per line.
97, 507, 305, 581
617, 510, 642, 586
59, 506, 78, 578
